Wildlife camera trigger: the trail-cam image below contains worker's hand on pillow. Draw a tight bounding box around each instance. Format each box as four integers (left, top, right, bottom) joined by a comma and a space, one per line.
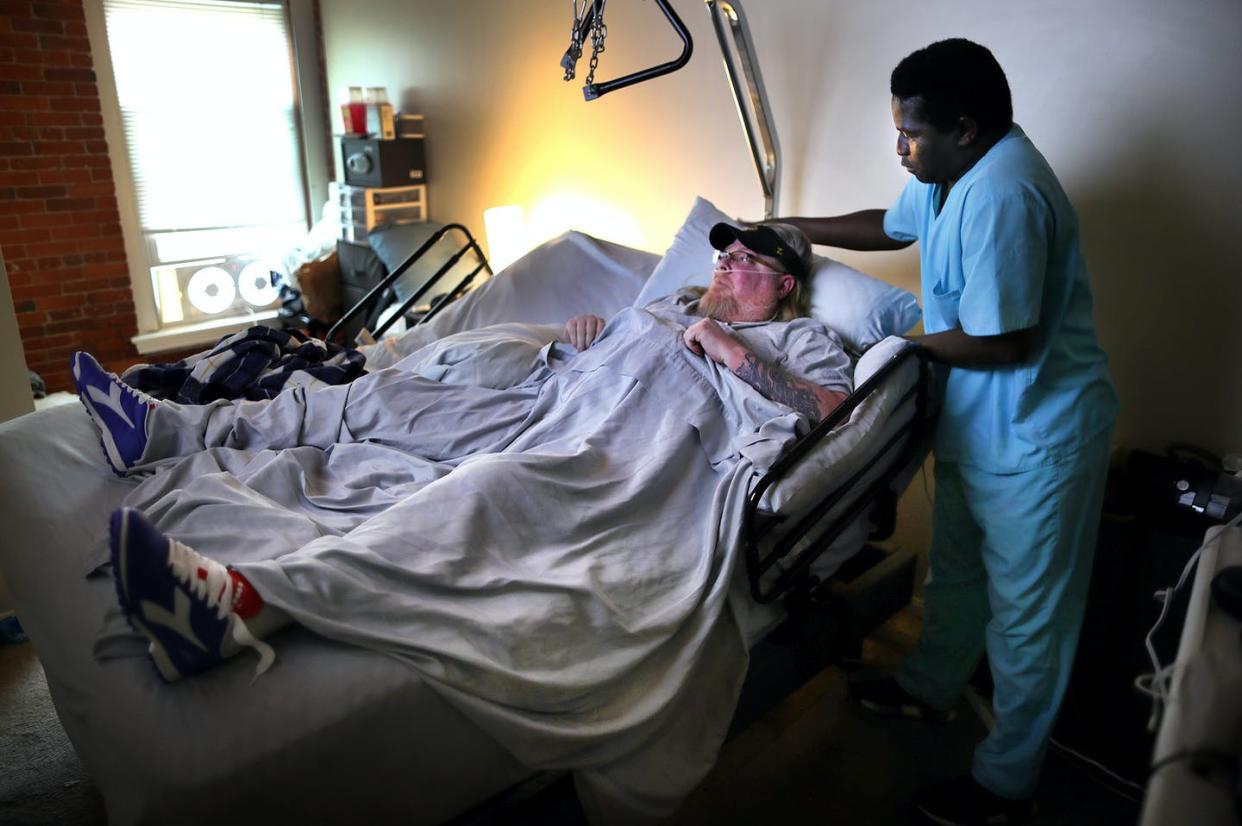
683, 318, 747, 370
561, 314, 607, 350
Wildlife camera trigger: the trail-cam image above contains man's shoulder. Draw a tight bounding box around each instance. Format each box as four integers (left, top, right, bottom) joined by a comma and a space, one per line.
967, 128, 1064, 201
774, 315, 848, 349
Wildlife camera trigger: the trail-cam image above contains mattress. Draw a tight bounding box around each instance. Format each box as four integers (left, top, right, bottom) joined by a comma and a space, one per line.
0, 403, 532, 824
0, 402, 799, 824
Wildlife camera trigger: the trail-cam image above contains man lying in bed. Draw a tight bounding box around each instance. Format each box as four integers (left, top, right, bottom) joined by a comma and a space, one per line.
563, 222, 848, 423
67, 221, 850, 817
72, 221, 850, 678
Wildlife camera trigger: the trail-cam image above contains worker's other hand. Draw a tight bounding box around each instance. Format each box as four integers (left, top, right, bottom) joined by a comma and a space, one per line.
561, 314, 607, 350
683, 318, 745, 369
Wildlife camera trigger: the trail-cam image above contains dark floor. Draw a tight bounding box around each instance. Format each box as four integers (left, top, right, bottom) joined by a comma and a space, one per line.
666, 609, 1141, 825
0, 609, 1141, 825
0, 643, 107, 826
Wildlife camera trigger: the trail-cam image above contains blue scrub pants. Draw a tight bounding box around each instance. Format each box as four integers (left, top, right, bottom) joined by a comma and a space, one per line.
896, 429, 1111, 799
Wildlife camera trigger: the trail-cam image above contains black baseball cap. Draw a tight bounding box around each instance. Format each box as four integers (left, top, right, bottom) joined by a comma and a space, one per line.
709, 222, 813, 281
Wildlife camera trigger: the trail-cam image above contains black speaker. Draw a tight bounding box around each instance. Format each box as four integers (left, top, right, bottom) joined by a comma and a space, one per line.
341, 137, 427, 188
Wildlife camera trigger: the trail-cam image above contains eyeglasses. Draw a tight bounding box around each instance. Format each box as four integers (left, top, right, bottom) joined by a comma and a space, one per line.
713, 250, 786, 273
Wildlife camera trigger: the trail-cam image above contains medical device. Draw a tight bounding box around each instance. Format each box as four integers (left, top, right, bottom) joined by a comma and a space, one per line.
560, 0, 693, 101
562, 0, 782, 218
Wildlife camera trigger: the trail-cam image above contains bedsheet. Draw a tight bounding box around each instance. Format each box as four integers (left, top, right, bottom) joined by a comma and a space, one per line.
0, 402, 533, 825
87, 298, 845, 821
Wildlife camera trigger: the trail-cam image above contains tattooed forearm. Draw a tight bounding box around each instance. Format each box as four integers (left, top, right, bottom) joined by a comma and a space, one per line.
735, 352, 824, 422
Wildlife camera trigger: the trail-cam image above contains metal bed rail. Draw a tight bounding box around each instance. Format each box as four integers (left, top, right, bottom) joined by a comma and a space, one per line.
743, 344, 931, 604
326, 223, 492, 346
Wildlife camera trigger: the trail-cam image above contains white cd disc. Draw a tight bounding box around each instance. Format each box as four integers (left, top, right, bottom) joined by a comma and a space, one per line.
186, 266, 237, 315
239, 262, 278, 307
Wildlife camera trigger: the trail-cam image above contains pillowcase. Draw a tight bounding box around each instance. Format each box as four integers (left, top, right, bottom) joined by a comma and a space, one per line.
636, 196, 922, 352
632, 197, 735, 307
809, 256, 922, 354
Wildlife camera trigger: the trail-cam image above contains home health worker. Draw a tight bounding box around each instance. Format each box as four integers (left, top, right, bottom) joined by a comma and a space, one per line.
776, 37, 1118, 826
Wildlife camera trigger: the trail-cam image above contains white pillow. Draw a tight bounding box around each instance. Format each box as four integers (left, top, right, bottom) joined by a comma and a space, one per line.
632, 197, 736, 307
809, 257, 922, 353
636, 197, 922, 352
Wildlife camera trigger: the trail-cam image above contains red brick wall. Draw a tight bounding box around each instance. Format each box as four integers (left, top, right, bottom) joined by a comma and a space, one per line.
0, 0, 140, 392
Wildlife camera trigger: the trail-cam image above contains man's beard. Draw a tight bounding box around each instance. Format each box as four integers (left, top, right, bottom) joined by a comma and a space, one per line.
698, 285, 737, 320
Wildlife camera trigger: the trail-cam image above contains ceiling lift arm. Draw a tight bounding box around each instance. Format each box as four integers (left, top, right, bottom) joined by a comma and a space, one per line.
561, 0, 693, 101
561, 0, 780, 219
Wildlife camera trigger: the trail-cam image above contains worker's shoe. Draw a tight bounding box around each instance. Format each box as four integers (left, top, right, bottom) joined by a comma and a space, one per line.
72, 351, 156, 475
915, 775, 1037, 826
850, 676, 956, 722
109, 507, 274, 682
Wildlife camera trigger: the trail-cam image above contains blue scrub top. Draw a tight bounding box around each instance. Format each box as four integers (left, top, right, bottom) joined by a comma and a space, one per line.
884, 125, 1117, 472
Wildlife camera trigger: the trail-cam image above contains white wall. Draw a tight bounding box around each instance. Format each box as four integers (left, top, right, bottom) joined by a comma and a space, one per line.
320, 0, 1242, 554
0, 249, 33, 614
0, 251, 33, 424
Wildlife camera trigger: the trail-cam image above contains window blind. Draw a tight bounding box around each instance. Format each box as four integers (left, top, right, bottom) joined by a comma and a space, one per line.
102, 0, 306, 249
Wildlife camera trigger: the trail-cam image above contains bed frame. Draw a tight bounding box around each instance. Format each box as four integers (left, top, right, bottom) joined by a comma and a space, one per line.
327, 223, 492, 346
744, 344, 929, 603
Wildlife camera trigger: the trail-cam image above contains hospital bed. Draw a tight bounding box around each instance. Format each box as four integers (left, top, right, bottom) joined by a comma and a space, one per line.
0, 197, 929, 824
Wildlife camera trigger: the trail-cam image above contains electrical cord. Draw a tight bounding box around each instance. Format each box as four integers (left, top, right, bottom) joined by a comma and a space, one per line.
1134, 511, 1242, 730
1048, 737, 1145, 804
967, 685, 1145, 804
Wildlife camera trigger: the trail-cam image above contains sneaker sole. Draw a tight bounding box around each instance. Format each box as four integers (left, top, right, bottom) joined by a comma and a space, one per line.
109, 509, 184, 682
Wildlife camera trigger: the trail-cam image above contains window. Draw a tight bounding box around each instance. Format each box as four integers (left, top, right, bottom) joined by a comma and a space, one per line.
90, 0, 315, 347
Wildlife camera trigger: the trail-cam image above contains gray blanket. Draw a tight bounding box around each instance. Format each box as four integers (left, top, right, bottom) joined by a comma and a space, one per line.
110, 295, 852, 821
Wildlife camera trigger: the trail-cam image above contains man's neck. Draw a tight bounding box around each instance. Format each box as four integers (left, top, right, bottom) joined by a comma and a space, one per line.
944, 127, 1009, 195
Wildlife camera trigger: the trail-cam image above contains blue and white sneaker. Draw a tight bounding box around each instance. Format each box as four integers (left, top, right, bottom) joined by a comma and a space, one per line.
109, 507, 275, 682
71, 352, 156, 475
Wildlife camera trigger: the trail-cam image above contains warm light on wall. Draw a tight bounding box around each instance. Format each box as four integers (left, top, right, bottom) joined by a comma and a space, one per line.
485, 195, 647, 272
527, 193, 645, 251
482, 205, 528, 272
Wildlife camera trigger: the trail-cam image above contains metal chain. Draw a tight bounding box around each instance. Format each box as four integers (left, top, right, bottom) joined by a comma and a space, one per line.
564, 0, 585, 81
585, 0, 607, 88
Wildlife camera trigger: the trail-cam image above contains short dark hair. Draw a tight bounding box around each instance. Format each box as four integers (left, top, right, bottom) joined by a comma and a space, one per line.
890, 38, 1013, 136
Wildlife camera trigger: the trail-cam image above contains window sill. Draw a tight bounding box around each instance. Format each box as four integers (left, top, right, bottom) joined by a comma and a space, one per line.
131, 310, 281, 356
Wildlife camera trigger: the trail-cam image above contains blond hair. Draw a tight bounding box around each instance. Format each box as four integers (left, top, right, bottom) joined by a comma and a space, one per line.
775, 277, 810, 321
